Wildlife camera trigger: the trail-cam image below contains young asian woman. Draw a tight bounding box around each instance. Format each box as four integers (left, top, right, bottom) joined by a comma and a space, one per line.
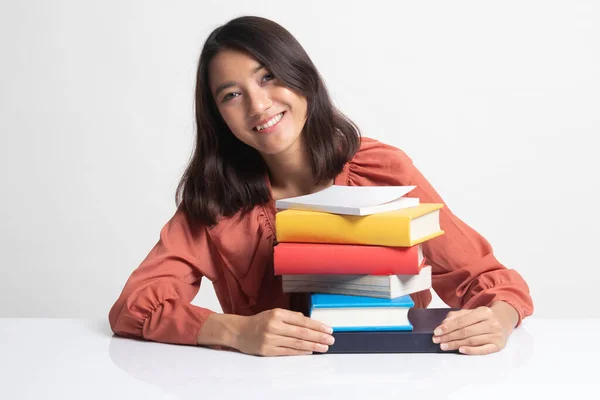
109, 16, 533, 357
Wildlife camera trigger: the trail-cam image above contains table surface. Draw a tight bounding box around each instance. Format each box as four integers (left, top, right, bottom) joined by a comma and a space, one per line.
0, 317, 596, 399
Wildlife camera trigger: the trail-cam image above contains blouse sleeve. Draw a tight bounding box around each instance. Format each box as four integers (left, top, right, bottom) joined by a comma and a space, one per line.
347, 139, 534, 326
108, 208, 219, 345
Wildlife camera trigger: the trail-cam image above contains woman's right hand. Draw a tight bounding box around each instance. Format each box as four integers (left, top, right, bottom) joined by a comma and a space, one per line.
234, 308, 335, 356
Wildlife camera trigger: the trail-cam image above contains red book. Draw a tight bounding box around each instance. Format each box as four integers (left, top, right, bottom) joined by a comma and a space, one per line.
273, 242, 424, 275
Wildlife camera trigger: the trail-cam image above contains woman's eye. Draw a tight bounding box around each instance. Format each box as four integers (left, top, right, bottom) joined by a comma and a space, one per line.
262, 73, 274, 82
222, 92, 240, 102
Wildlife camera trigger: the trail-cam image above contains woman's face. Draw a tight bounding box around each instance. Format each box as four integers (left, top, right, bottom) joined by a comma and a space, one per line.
208, 49, 308, 156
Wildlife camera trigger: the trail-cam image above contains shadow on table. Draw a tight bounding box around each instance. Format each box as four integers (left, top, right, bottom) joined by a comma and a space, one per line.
107, 324, 534, 399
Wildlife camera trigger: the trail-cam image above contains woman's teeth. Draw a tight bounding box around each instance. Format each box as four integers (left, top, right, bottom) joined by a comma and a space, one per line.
255, 112, 283, 131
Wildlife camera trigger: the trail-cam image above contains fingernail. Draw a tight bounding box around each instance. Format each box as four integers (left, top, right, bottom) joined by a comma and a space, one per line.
318, 344, 329, 352
432, 336, 440, 343
324, 326, 333, 334
326, 336, 335, 345
434, 328, 443, 336
440, 343, 449, 351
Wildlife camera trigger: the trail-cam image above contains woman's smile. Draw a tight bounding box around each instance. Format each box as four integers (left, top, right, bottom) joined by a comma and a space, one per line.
253, 112, 285, 133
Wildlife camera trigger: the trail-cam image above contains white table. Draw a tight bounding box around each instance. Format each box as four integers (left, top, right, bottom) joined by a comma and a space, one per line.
0, 318, 596, 399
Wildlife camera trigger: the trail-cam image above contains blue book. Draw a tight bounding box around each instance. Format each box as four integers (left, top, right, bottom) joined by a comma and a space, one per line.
309, 293, 415, 332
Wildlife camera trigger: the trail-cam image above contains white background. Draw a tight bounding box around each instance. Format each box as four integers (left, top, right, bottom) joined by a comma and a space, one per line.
1, 0, 598, 319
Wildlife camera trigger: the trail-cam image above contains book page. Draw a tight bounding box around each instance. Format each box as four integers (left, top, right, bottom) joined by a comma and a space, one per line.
275, 185, 416, 209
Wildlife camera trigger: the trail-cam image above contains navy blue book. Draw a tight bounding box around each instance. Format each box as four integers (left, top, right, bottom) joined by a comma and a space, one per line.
309, 293, 415, 332
327, 308, 460, 353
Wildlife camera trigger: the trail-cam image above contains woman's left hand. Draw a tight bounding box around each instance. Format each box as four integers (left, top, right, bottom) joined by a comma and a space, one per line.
432, 301, 519, 355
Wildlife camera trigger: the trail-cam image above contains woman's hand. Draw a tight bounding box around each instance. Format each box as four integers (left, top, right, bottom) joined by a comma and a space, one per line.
234, 308, 335, 356
432, 301, 519, 355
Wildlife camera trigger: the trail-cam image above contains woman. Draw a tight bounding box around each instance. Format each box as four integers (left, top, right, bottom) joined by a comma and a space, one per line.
109, 16, 533, 356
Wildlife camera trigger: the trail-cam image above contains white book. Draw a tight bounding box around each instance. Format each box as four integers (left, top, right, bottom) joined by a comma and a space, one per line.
275, 185, 419, 216
282, 266, 432, 299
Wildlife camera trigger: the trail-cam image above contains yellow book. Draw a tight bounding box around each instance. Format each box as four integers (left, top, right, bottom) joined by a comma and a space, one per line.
275, 203, 444, 247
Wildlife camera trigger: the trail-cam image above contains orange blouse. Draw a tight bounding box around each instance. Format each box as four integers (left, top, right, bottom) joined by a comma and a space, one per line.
108, 137, 534, 346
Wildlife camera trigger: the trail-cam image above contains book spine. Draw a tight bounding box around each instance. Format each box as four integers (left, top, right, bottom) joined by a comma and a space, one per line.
327, 331, 456, 353
274, 243, 420, 275
275, 212, 413, 246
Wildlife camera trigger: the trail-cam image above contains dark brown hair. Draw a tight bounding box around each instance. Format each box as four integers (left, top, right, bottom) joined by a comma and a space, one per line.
176, 16, 361, 226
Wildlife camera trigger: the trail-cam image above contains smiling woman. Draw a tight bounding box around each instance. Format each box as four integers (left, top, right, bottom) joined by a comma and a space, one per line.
108, 16, 534, 357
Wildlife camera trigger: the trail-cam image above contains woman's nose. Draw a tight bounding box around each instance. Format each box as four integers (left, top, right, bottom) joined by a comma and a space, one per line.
247, 88, 273, 116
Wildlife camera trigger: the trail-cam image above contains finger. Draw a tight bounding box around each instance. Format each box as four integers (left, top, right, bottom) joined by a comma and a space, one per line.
433, 320, 496, 344
274, 335, 330, 353
444, 309, 471, 321
280, 309, 333, 334
434, 307, 493, 336
458, 343, 501, 356
432, 309, 470, 336
273, 321, 335, 346
255, 343, 313, 357
273, 309, 335, 345
270, 347, 314, 357
437, 333, 502, 351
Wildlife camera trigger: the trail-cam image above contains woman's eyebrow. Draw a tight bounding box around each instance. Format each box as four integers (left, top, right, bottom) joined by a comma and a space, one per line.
252, 64, 265, 74
214, 82, 236, 97
214, 64, 265, 97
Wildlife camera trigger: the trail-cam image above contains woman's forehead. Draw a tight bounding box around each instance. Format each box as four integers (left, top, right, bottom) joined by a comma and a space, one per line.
209, 49, 263, 84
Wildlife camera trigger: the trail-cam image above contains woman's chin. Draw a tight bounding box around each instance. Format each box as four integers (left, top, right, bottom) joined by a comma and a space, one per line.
254, 133, 301, 157
258, 144, 290, 156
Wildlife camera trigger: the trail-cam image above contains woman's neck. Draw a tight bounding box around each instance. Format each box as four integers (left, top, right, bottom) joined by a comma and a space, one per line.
262, 136, 332, 200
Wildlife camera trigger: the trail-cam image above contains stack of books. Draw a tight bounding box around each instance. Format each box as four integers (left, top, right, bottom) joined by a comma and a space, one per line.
274, 185, 457, 353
